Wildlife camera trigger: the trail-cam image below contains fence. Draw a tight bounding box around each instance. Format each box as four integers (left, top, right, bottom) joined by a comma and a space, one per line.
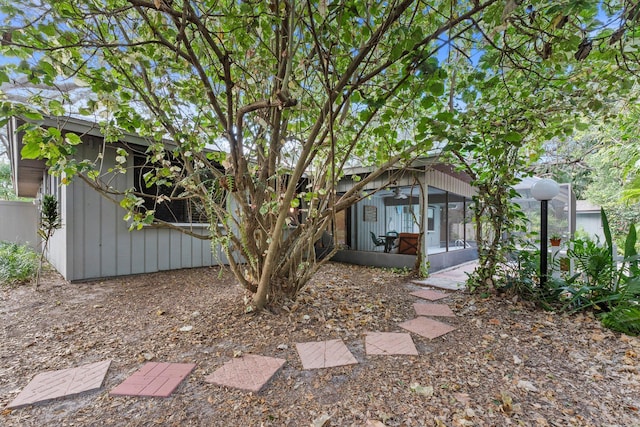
0, 200, 38, 248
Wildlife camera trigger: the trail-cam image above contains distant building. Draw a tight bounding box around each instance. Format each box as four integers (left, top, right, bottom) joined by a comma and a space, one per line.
575, 200, 604, 241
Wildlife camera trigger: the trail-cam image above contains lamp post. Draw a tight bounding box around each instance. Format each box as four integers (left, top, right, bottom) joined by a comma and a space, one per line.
531, 178, 560, 289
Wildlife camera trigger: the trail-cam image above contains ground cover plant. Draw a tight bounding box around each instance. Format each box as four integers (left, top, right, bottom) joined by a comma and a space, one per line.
499, 209, 640, 336
0, 241, 37, 286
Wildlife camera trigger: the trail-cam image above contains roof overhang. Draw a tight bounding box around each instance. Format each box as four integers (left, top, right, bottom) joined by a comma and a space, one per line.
8, 114, 180, 198
8, 117, 45, 198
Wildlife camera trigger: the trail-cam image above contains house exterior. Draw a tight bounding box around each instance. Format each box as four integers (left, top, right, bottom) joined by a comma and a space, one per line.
8, 115, 223, 281
332, 160, 478, 273
9, 114, 479, 281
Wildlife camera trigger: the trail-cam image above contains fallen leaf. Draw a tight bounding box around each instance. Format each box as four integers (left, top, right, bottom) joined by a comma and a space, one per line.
410, 383, 434, 397
454, 392, 471, 405
499, 391, 513, 414
517, 380, 538, 392
312, 412, 332, 427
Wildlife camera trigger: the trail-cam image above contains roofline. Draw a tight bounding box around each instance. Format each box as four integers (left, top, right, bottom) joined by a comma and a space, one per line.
18, 113, 175, 148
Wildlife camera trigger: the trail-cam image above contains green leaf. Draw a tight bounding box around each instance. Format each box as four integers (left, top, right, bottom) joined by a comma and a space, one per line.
22, 111, 43, 121
429, 81, 445, 96
504, 132, 523, 143
21, 141, 42, 159
601, 208, 613, 257
624, 224, 637, 259
65, 133, 82, 145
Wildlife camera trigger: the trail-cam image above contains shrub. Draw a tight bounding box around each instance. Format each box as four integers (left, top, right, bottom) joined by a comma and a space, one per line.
0, 241, 38, 285
503, 208, 640, 335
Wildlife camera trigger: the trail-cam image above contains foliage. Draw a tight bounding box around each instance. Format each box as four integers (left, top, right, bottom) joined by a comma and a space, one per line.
0, 162, 16, 200
0, 241, 38, 285
600, 305, 640, 336
582, 138, 640, 248
1, 1, 639, 308
0, 0, 514, 309
506, 208, 640, 334
36, 194, 61, 288
444, 0, 640, 292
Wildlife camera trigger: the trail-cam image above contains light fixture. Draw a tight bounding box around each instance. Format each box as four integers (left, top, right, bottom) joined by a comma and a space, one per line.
393, 188, 407, 199
531, 178, 560, 289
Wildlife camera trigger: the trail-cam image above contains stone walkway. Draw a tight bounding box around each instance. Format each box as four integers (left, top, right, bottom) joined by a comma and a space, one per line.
7, 262, 474, 408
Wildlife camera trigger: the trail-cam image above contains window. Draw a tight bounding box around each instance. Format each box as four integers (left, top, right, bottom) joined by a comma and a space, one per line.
427, 207, 435, 232
133, 155, 209, 224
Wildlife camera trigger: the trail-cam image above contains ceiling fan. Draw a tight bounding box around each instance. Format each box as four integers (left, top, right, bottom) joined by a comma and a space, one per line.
391, 188, 407, 199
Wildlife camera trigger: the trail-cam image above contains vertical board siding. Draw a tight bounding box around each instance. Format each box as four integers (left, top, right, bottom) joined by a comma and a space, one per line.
100, 182, 117, 277
144, 230, 159, 273
62, 141, 220, 281
130, 228, 146, 275
425, 169, 475, 197
354, 196, 387, 251
115, 171, 133, 277
169, 230, 183, 270
157, 230, 171, 271
181, 232, 191, 268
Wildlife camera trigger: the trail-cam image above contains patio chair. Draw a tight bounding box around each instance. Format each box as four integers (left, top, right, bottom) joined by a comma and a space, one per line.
369, 231, 386, 251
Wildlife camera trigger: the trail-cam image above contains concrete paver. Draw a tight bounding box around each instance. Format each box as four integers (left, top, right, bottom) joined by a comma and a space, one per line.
8, 360, 111, 409
365, 332, 418, 355
296, 339, 358, 369
204, 354, 286, 393
110, 362, 195, 397
410, 289, 449, 301
398, 317, 456, 339
413, 302, 456, 317
411, 277, 465, 290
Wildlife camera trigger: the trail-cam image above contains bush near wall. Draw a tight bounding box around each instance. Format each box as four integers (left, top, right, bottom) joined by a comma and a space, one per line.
0, 241, 38, 285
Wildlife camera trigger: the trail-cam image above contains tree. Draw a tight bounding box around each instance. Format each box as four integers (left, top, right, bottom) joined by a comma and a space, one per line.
441, 0, 640, 289
1, 0, 638, 308
0, 0, 512, 309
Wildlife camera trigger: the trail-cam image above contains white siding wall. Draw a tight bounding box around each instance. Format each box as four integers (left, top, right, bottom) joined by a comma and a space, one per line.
56, 138, 222, 281
424, 169, 475, 198
45, 172, 69, 278
352, 196, 388, 251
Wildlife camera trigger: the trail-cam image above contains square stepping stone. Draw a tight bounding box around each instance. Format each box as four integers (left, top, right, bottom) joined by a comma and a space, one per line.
8, 360, 111, 409
295, 339, 358, 369
110, 362, 195, 397
204, 354, 286, 393
412, 278, 465, 291
410, 289, 449, 301
399, 317, 456, 340
365, 332, 418, 356
413, 302, 455, 317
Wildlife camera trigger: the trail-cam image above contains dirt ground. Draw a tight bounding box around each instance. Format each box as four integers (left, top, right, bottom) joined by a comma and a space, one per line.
1, 262, 639, 426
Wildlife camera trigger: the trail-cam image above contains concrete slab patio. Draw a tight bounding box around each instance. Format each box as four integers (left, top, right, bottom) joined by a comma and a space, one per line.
8, 360, 111, 409
204, 355, 286, 393
412, 261, 477, 291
